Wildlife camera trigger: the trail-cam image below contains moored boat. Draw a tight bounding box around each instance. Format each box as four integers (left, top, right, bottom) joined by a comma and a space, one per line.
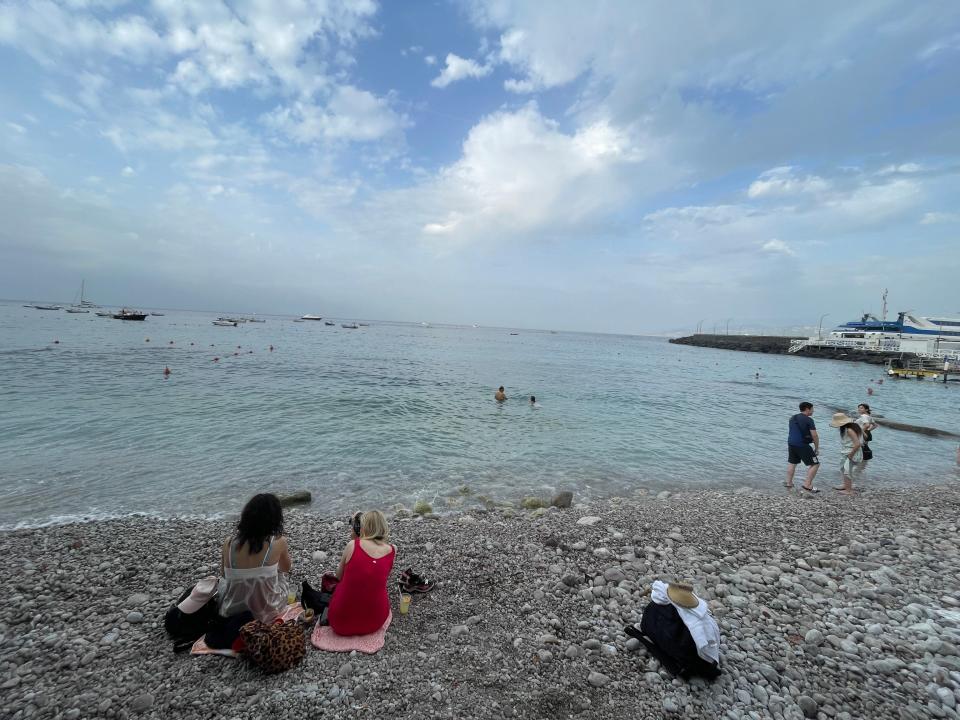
341, 322, 359, 329
212, 320, 237, 327
324, 321, 335, 326
33, 305, 61, 310
95, 310, 113, 317
113, 308, 148, 321
65, 308, 89, 313
301, 314, 323, 321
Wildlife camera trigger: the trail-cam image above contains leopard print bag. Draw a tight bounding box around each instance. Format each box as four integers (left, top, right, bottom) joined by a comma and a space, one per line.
240, 619, 306, 673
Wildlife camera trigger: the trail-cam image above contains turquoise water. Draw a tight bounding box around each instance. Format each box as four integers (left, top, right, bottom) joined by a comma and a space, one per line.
1, 301, 957, 528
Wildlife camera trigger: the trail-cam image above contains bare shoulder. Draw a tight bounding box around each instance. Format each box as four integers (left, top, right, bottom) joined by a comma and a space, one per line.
342, 540, 355, 559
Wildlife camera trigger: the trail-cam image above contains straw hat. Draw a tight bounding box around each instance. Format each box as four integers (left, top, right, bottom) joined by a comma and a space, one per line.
829, 412, 856, 428
666, 582, 699, 608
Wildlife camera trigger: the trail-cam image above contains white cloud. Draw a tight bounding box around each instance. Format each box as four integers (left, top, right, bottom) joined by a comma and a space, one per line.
424, 54, 437, 66
431, 53, 492, 88
920, 211, 960, 225
6, 121, 26, 134
761, 238, 795, 256
264, 86, 408, 143
747, 167, 829, 199
121, 166, 135, 177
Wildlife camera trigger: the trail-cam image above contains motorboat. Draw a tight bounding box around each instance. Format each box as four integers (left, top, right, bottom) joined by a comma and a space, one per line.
217, 317, 241, 324
358, 322, 370, 327
301, 314, 323, 321
292, 319, 304, 323
246, 317, 266, 323
341, 322, 359, 329
324, 321, 335, 326
212, 319, 237, 327
150, 312, 165, 317
65, 308, 89, 313
95, 311, 113, 317
112, 308, 148, 321
33, 305, 62, 310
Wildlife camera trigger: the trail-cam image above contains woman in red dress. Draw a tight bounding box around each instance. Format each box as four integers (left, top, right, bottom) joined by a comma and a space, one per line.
327, 510, 395, 636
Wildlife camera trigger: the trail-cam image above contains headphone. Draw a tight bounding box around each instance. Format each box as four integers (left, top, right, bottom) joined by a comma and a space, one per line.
352, 512, 363, 537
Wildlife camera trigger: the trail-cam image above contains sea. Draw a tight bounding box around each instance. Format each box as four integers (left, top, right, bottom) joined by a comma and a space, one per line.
1, 300, 957, 529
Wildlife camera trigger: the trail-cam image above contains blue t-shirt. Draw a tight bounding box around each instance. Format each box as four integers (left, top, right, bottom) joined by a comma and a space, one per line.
788, 413, 816, 447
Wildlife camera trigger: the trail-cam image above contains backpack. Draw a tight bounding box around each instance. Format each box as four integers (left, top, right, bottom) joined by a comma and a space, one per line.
164, 585, 223, 653
625, 602, 721, 680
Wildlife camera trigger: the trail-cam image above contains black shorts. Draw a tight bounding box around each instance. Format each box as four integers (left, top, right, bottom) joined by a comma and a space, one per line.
788, 444, 819, 466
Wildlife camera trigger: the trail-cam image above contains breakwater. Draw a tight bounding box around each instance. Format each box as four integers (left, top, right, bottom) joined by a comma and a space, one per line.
669, 334, 900, 365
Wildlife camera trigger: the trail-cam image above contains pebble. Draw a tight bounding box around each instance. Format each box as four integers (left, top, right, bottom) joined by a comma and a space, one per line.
126, 611, 144, 623
450, 625, 469, 638
129, 693, 154, 714
587, 671, 610, 688
577, 516, 602, 526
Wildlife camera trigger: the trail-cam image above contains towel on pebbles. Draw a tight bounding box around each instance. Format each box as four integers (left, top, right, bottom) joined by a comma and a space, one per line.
312, 612, 391, 654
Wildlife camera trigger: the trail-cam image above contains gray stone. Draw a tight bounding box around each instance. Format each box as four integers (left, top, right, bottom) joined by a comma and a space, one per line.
126, 611, 144, 624
129, 694, 154, 714
551, 491, 574, 508
337, 662, 353, 678
577, 516, 602, 526
625, 638, 641, 651
804, 629, 825, 645
127, 593, 149, 606
603, 567, 626, 583
662, 696, 680, 713
450, 625, 469, 638
798, 695, 818, 719
587, 671, 610, 688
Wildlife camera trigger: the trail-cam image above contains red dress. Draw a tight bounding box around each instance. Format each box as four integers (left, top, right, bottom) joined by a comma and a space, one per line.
328, 538, 395, 636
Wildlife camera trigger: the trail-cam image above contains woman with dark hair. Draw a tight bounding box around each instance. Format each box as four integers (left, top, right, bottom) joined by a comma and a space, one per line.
829, 413, 863, 495
218, 493, 292, 623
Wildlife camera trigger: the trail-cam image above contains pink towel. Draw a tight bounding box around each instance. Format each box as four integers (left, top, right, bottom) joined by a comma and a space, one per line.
311, 611, 391, 654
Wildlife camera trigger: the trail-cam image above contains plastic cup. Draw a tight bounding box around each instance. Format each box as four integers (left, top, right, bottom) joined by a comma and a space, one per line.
399, 593, 412, 615
287, 592, 297, 605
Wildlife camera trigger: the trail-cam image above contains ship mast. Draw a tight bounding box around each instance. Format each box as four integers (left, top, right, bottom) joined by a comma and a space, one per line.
881, 288, 887, 321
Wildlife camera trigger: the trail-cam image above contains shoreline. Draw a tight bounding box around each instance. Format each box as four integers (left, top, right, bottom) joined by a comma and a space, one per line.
3, 486, 960, 719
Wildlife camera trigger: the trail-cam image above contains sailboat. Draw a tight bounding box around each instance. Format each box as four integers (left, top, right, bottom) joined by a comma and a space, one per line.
67, 280, 98, 311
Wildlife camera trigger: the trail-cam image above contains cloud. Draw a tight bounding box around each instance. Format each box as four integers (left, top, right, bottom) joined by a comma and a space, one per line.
121, 166, 135, 177
747, 166, 829, 199
921, 211, 960, 224
263, 86, 408, 143
761, 238, 795, 256
6, 121, 26, 134
431, 53, 492, 88
424, 55, 437, 66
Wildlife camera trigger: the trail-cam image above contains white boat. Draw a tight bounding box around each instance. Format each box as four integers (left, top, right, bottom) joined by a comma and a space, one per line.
301, 314, 323, 321
33, 305, 61, 310
358, 322, 370, 327
341, 322, 359, 329
95, 310, 113, 317
212, 320, 237, 327
65, 308, 89, 314
150, 312, 165, 317
72, 280, 99, 309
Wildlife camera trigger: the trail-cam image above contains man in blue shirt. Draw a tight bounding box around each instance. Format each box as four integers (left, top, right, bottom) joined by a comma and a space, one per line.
786, 401, 820, 492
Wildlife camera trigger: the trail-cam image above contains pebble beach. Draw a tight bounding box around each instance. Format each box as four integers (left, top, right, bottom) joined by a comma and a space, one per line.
3, 485, 960, 720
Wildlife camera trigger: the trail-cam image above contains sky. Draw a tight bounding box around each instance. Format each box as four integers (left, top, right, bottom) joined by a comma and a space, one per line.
1, 0, 959, 334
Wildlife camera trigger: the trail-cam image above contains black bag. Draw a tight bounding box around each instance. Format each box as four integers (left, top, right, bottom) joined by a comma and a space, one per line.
301, 580, 336, 618
863, 428, 873, 442
164, 585, 222, 653
862, 442, 873, 461
625, 602, 721, 680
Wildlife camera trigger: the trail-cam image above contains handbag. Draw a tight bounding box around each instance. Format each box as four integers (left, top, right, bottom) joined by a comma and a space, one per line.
862, 442, 873, 461
239, 620, 305, 673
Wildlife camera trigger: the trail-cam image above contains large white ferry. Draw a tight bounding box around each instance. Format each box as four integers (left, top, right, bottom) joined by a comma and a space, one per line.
828, 312, 960, 354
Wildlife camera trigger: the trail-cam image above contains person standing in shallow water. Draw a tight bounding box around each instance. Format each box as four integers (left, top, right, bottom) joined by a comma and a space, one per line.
786, 401, 820, 492
495, 386, 507, 401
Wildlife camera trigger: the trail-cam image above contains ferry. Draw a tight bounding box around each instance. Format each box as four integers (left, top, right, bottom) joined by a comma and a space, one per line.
829, 312, 960, 353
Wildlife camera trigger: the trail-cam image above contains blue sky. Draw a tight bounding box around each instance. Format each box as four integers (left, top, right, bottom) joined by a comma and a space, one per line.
1, 1, 959, 333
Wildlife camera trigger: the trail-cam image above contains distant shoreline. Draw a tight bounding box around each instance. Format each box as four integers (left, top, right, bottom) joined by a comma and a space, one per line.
670, 333, 902, 365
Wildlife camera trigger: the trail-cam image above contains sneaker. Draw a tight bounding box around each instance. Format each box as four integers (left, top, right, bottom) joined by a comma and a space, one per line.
398, 568, 435, 593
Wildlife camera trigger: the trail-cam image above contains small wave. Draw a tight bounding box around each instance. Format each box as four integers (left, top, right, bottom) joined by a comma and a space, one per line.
0, 509, 229, 532
0, 347, 53, 355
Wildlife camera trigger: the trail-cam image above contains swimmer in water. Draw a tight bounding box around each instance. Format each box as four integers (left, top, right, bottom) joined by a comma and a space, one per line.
530, 395, 540, 408
495, 386, 507, 402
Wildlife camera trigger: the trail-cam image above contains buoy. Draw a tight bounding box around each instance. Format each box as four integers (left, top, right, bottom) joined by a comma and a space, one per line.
53, 340, 60, 344
209, 344, 214, 347
237, 345, 241, 349
163, 366, 171, 376
248, 350, 253, 354
169, 340, 174, 345
145, 338, 150, 342
233, 352, 239, 356
269, 345, 274, 351
190, 342, 194, 346
213, 357, 219, 362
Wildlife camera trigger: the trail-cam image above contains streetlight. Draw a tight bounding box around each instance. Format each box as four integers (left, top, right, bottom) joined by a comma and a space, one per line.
725, 318, 732, 335
817, 313, 829, 341
696, 318, 705, 334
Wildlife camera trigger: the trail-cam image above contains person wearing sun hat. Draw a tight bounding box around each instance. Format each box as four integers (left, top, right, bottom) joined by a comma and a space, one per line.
829, 412, 863, 495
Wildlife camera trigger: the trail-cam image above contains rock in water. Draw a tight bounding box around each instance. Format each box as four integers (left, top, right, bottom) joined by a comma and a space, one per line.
551, 491, 574, 508
413, 500, 433, 515
277, 491, 312, 507
521, 496, 548, 510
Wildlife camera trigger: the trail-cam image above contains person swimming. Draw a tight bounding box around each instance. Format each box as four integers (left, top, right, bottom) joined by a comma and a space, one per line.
495, 386, 507, 401
530, 395, 540, 408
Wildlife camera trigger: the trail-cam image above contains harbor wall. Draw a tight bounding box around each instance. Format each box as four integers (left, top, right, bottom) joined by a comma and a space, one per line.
668, 334, 899, 365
